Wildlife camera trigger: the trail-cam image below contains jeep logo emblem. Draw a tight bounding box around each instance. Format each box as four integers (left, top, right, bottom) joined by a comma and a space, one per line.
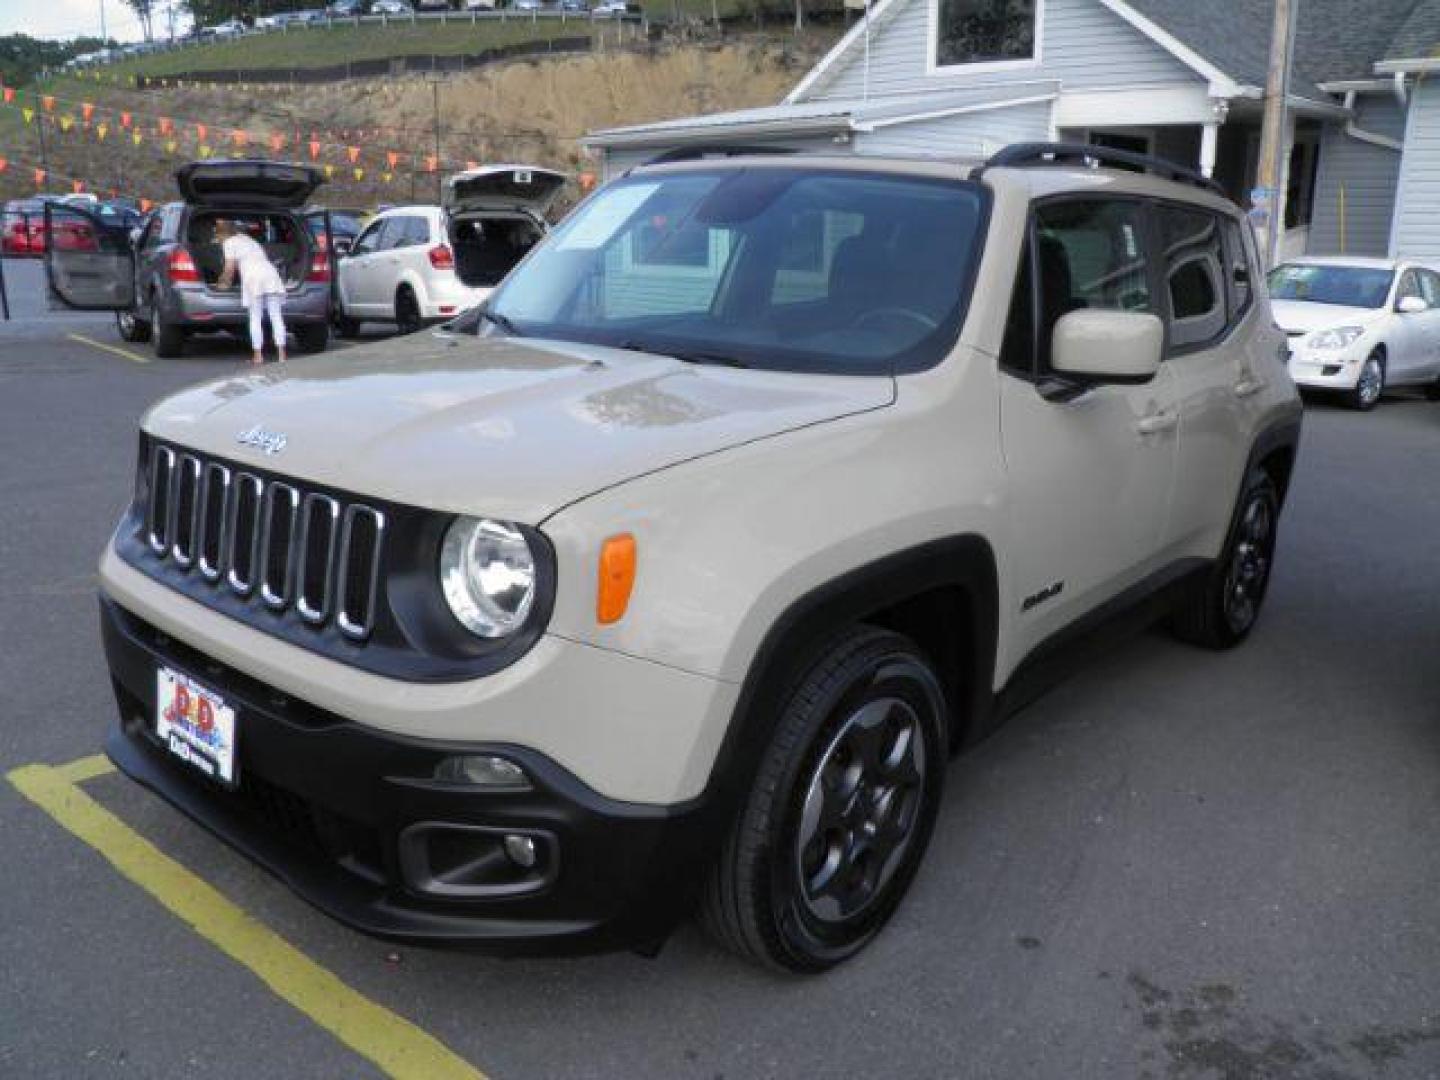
237, 424, 287, 456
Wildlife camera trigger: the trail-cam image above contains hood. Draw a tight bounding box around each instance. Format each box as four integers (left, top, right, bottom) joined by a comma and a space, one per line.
1270, 299, 1383, 336
443, 165, 567, 218
141, 334, 894, 523
176, 160, 325, 209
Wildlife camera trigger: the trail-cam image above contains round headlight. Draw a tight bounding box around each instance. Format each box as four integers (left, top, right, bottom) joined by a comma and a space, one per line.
439, 516, 537, 638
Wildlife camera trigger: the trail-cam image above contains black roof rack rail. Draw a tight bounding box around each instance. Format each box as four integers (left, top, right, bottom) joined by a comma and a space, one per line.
641, 144, 798, 167
973, 141, 1229, 200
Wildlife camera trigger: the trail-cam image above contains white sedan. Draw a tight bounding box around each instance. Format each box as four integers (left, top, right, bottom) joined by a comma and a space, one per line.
1270, 256, 1440, 410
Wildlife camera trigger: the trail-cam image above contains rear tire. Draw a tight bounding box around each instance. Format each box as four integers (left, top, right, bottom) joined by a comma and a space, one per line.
1170, 469, 1280, 650
294, 323, 329, 354
699, 626, 948, 973
151, 299, 184, 359
395, 287, 422, 336
1345, 350, 1385, 411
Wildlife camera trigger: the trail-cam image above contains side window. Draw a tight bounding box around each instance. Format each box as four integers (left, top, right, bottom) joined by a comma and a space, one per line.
389, 216, 429, 249
1033, 199, 1152, 369
1397, 269, 1422, 302
1421, 270, 1440, 307
1222, 217, 1254, 321
352, 218, 388, 256
161, 207, 183, 243
1158, 204, 1226, 350
139, 216, 161, 252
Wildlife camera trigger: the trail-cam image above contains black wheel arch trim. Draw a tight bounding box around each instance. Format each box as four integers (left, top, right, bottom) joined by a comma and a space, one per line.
700, 534, 999, 835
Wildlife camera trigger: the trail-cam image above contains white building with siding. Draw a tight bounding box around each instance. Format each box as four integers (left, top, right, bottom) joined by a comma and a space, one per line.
584, 0, 1440, 262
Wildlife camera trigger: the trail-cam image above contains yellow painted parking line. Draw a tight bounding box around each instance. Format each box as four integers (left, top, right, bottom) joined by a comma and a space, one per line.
7, 758, 487, 1080
54, 752, 114, 784
67, 332, 151, 365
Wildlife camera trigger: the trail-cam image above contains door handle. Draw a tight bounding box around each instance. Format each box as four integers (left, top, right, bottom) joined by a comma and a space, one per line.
1134, 410, 1178, 436
1234, 375, 1265, 398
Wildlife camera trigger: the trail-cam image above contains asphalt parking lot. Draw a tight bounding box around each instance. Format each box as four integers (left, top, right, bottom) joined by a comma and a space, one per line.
2, 254, 1438, 1080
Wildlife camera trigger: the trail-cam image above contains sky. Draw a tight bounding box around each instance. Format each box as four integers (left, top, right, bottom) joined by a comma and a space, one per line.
0, 0, 152, 43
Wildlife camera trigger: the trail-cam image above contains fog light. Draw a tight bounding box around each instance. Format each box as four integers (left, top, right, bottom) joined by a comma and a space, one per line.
433, 754, 531, 790
504, 834, 537, 868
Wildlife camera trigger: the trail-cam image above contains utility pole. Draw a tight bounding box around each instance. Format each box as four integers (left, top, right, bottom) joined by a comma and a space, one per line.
100, 0, 108, 42
36, 106, 51, 189
431, 76, 443, 203
1254, 0, 1298, 267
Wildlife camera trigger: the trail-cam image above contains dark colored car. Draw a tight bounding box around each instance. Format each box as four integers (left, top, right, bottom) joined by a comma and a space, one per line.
46, 160, 334, 358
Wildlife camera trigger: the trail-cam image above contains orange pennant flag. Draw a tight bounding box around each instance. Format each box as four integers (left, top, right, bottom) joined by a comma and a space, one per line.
72, 179, 84, 194
0, 157, 7, 174
386, 150, 399, 170
231, 129, 248, 147
41, 95, 55, 112
139, 198, 153, 213
81, 102, 94, 122
2, 86, 13, 104
159, 117, 173, 135
425, 155, 438, 173
33, 167, 46, 186
269, 132, 285, 153
346, 146, 360, 164
120, 111, 132, 129
465, 160, 478, 171
308, 140, 321, 161
195, 123, 207, 142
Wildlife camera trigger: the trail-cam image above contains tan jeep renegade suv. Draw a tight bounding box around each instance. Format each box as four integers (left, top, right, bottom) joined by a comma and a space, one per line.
98, 144, 1302, 972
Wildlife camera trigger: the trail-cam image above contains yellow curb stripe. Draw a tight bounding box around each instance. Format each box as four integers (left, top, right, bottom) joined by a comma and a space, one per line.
7, 760, 486, 1080
67, 332, 151, 365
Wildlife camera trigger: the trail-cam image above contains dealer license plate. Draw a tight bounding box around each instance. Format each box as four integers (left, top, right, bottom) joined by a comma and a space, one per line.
155, 667, 238, 787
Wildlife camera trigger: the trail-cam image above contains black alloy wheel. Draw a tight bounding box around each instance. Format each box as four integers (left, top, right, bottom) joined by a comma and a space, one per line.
700, 626, 948, 972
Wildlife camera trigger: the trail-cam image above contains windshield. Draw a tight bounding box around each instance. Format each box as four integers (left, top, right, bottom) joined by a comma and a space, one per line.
483, 166, 987, 374
1268, 263, 1394, 308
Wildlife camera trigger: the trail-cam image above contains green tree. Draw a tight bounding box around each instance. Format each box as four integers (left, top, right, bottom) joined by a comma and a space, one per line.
121, 0, 157, 41
0, 34, 111, 87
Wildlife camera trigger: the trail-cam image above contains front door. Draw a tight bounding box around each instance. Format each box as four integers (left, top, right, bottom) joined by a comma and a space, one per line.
999, 197, 1180, 665
339, 217, 391, 316
45, 203, 136, 311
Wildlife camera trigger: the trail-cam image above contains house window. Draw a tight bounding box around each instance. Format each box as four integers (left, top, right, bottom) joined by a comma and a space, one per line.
935, 0, 1037, 68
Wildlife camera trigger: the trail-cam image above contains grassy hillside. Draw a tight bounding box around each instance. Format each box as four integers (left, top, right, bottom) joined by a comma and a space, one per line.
0, 34, 838, 206
102, 19, 607, 78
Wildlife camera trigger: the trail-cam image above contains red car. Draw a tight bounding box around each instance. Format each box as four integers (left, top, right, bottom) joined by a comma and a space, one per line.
2, 198, 99, 257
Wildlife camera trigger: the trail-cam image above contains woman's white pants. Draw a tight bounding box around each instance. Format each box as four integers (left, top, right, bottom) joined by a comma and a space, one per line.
247, 294, 286, 352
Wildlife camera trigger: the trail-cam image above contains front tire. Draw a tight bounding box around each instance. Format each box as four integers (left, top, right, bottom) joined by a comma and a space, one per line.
1346, 350, 1385, 411
700, 626, 948, 973
1171, 469, 1280, 650
116, 307, 151, 343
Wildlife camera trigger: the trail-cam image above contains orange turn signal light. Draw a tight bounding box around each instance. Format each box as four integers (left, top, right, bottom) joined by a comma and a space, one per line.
597, 534, 637, 625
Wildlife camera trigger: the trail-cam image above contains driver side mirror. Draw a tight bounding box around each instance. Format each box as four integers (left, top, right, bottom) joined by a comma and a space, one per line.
1397, 295, 1428, 314
1051, 309, 1164, 383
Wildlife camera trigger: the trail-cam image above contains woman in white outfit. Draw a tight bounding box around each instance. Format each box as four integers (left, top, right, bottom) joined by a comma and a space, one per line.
214, 219, 287, 365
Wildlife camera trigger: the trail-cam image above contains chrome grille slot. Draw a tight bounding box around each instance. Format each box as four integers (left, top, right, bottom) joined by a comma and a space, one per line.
296, 494, 340, 624
337, 505, 385, 641
139, 442, 389, 646
146, 445, 176, 554
169, 454, 202, 568
197, 463, 231, 581
260, 483, 300, 610
225, 473, 264, 596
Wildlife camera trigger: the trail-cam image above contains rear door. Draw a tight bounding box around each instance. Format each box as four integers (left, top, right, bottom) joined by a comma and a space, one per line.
175, 160, 324, 209
1156, 204, 1257, 556
1389, 269, 1433, 382
45, 203, 136, 311
379, 214, 434, 315
1416, 269, 1440, 378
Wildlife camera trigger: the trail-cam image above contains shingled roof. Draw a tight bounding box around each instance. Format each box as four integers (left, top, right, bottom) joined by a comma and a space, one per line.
1127, 0, 1423, 98
1383, 0, 1440, 62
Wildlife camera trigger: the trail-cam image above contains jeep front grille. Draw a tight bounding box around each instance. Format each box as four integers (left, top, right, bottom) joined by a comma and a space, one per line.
144, 444, 385, 640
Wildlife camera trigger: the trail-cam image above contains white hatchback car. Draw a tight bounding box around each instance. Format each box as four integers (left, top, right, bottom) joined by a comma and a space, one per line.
1269, 256, 1440, 410
335, 166, 564, 336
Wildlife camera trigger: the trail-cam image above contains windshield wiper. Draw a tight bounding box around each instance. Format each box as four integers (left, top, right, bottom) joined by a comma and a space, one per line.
616, 340, 749, 369
478, 307, 524, 337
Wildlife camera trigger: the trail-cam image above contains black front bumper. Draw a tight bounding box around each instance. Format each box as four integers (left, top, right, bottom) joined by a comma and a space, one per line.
101, 597, 712, 954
